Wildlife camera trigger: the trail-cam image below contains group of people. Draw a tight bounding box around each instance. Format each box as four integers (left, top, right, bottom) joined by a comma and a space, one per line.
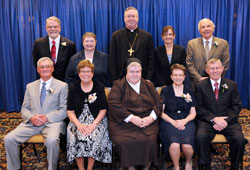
4, 6, 245, 170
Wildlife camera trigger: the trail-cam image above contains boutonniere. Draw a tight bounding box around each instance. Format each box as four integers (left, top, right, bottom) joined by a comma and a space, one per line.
181, 93, 192, 103
213, 41, 219, 47
61, 42, 67, 46
88, 93, 97, 103
221, 84, 228, 93
46, 88, 54, 94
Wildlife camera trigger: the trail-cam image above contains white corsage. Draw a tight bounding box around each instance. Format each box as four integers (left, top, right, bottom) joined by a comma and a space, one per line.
181, 93, 192, 103
88, 93, 97, 103
47, 88, 54, 94
61, 42, 67, 46
213, 41, 219, 47
222, 84, 228, 93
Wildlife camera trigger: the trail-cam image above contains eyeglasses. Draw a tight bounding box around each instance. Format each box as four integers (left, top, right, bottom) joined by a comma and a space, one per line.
39, 65, 52, 69
79, 70, 92, 74
172, 74, 184, 77
163, 33, 174, 37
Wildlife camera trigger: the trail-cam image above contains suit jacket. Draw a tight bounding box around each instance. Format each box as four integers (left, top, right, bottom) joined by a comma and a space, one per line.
109, 28, 154, 83
186, 36, 230, 89
21, 77, 68, 134
65, 49, 110, 86
195, 77, 241, 127
33, 35, 76, 81
108, 77, 163, 138
153, 44, 186, 86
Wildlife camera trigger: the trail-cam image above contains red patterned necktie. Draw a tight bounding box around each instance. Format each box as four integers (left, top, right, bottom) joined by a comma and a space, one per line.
51, 40, 56, 65
214, 82, 219, 101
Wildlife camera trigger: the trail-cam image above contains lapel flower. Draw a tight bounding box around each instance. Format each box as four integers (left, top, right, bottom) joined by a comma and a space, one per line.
213, 41, 219, 47
181, 93, 192, 103
88, 93, 97, 103
47, 87, 54, 94
61, 42, 67, 46
222, 84, 228, 93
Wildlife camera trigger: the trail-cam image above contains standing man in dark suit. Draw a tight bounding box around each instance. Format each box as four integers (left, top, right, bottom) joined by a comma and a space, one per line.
33, 16, 76, 81
4, 57, 68, 170
109, 7, 154, 83
186, 18, 230, 90
195, 58, 245, 170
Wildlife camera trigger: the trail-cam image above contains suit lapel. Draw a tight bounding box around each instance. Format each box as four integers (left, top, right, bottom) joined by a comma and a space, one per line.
206, 79, 217, 102
159, 45, 170, 66
198, 37, 207, 61
171, 45, 179, 64
93, 50, 100, 67
44, 36, 51, 57
56, 37, 65, 64
217, 78, 226, 104
42, 78, 54, 110
208, 37, 217, 59
33, 80, 42, 110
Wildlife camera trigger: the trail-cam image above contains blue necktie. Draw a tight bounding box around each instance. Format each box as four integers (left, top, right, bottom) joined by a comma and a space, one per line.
40, 82, 46, 106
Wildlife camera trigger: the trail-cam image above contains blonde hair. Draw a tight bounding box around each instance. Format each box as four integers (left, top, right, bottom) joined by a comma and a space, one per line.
170, 64, 186, 75
82, 32, 96, 41
46, 16, 61, 26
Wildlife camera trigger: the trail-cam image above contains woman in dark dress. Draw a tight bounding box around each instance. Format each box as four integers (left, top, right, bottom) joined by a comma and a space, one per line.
67, 60, 112, 170
159, 64, 196, 170
153, 26, 186, 87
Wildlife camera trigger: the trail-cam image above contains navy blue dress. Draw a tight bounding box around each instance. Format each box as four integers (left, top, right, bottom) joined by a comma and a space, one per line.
159, 85, 196, 153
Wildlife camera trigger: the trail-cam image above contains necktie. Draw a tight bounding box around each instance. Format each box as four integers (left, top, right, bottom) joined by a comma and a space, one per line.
205, 40, 209, 60
40, 82, 46, 106
214, 82, 219, 101
51, 40, 56, 64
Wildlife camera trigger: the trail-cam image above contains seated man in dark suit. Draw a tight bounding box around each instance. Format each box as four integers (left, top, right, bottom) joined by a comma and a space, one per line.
195, 58, 245, 170
4, 57, 68, 170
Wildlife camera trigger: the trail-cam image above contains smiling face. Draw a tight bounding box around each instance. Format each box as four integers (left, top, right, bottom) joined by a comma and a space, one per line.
162, 29, 176, 45
171, 69, 185, 86
37, 59, 54, 81
124, 9, 139, 30
78, 66, 94, 84
83, 36, 96, 51
206, 60, 224, 81
46, 19, 61, 39
199, 19, 214, 40
126, 64, 142, 85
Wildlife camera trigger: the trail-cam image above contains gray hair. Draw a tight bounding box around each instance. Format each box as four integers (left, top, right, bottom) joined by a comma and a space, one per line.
198, 18, 215, 31
37, 57, 53, 67
206, 58, 222, 68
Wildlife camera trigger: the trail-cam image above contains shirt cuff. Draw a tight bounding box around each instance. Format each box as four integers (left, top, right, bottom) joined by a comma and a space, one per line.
150, 110, 157, 121
124, 114, 134, 123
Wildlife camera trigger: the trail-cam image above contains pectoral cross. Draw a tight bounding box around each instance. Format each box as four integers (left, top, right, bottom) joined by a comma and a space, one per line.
128, 47, 134, 56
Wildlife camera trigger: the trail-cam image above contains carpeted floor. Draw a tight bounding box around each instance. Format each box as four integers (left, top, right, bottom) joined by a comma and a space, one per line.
0, 109, 250, 170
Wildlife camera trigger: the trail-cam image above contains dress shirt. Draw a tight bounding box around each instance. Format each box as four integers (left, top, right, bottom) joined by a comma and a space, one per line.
202, 36, 213, 51
49, 35, 60, 63
40, 77, 53, 95
210, 78, 221, 91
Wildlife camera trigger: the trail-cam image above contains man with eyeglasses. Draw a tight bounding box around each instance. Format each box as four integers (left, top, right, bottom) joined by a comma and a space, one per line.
4, 57, 68, 170
33, 16, 76, 82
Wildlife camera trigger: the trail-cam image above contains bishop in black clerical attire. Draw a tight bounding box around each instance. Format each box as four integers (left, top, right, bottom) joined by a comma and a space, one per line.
109, 7, 154, 83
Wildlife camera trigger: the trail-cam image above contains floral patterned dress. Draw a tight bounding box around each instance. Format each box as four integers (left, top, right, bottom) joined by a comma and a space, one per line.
67, 82, 112, 163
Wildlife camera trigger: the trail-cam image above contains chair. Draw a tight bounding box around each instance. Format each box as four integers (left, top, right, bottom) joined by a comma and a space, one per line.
19, 134, 60, 170
210, 134, 248, 170
19, 134, 45, 170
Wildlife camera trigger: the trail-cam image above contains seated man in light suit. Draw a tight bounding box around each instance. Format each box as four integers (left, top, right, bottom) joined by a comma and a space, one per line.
195, 58, 245, 170
4, 57, 68, 170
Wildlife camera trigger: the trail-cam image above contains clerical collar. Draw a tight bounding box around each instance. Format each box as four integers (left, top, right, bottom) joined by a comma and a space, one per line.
126, 27, 138, 33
